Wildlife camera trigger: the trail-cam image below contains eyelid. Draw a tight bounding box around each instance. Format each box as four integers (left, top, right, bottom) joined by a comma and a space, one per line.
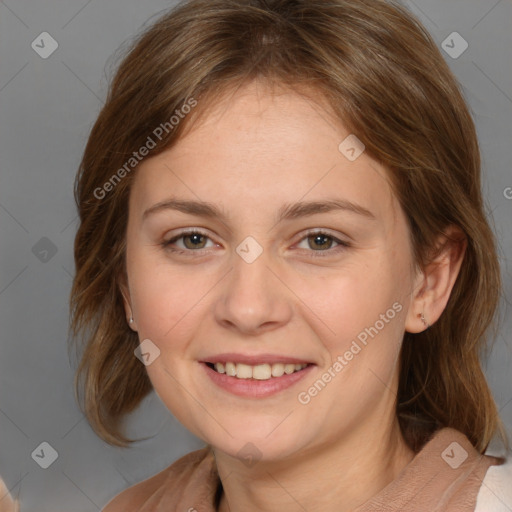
162, 228, 219, 251
298, 227, 349, 242
292, 228, 351, 254
162, 227, 350, 256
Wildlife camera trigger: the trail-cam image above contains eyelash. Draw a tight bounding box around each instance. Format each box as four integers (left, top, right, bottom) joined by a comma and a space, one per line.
161, 229, 350, 258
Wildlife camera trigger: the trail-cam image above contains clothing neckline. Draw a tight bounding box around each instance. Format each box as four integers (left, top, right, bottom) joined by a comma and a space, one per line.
152, 427, 503, 512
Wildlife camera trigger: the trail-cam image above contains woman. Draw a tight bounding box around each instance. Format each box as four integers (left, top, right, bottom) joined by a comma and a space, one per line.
69, 0, 512, 510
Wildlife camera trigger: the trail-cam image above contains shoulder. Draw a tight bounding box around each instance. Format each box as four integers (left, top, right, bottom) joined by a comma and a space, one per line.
102, 446, 212, 512
102, 464, 170, 512
475, 455, 512, 512
0, 476, 19, 512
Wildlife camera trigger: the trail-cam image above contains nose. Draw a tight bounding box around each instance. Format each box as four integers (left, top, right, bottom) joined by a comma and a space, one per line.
213, 247, 293, 335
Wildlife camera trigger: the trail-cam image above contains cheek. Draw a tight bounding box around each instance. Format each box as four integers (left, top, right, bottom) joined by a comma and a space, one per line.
309, 255, 408, 381
317, 261, 404, 336
129, 252, 213, 339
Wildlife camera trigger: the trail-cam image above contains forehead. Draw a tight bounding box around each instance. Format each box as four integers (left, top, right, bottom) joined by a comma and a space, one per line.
131, 81, 398, 224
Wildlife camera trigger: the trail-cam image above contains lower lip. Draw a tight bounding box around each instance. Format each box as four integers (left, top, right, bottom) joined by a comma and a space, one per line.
201, 362, 315, 398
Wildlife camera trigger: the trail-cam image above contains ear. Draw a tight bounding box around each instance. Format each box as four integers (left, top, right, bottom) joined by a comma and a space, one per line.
118, 273, 138, 331
405, 225, 467, 333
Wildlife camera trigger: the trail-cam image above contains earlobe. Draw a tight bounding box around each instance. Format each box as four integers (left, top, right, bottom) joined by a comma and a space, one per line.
405, 225, 466, 334
119, 281, 138, 331
405, 302, 431, 334
420, 312, 430, 329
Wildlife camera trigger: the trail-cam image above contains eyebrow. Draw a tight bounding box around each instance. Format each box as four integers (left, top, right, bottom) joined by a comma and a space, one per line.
142, 197, 375, 223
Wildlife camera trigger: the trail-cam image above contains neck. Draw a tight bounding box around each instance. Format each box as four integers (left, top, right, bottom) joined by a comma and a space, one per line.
215, 418, 415, 512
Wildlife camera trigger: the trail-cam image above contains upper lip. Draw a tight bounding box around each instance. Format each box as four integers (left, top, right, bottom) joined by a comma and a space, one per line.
201, 353, 314, 365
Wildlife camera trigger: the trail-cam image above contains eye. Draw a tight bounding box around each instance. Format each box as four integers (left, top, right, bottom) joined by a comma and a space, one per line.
295, 230, 350, 255
162, 229, 217, 253
161, 228, 350, 257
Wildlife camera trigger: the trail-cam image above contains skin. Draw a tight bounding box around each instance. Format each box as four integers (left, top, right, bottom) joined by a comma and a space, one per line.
119, 80, 465, 512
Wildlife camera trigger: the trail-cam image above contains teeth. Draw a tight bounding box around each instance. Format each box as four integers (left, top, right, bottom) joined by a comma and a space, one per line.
236, 363, 253, 379
284, 364, 296, 374
225, 362, 236, 377
212, 361, 308, 380
271, 363, 285, 377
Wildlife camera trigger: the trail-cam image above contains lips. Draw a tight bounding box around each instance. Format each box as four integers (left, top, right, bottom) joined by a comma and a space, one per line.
202, 353, 313, 366
201, 358, 315, 398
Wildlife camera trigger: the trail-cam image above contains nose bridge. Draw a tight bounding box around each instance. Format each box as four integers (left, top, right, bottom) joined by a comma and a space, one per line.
214, 239, 292, 333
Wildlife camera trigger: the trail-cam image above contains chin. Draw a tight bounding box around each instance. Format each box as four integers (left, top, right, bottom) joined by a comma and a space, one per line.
206, 423, 310, 464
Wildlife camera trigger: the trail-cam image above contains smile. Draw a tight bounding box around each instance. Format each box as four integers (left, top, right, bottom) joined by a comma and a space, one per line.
202, 360, 315, 398
207, 362, 309, 380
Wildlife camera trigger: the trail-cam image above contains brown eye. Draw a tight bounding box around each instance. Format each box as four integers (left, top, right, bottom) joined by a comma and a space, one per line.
162, 230, 215, 253
307, 233, 334, 250
182, 233, 207, 249
295, 230, 350, 257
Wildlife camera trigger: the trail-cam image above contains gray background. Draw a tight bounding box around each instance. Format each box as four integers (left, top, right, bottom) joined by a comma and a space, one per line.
0, 1, 511, 510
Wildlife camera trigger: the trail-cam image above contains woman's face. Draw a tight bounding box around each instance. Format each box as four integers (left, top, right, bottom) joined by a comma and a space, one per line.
124, 81, 419, 461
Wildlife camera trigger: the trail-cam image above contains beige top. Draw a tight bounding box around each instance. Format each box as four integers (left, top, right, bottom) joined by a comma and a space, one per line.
103, 427, 506, 512
0, 478, 19, 512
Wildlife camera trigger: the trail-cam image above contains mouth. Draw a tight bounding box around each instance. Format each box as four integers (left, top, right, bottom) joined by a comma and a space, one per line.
200, 356, 315, 398
205, 361, 310, 380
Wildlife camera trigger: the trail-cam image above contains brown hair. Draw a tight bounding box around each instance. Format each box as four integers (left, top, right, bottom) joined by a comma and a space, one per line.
69, 0, 510, 452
